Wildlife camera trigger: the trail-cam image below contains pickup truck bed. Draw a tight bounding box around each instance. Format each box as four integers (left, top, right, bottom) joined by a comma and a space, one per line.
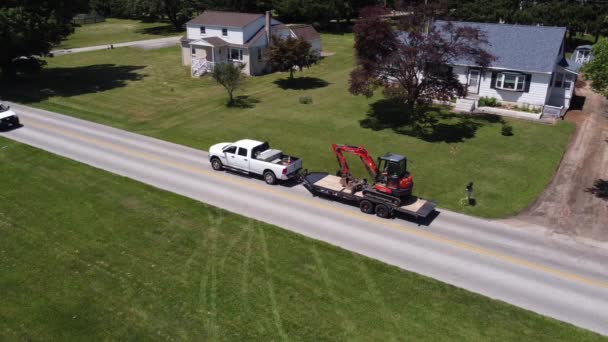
303, 172, 436, 219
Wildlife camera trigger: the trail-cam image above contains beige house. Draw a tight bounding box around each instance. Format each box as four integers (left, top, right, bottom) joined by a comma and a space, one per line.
181, 10, 321, 77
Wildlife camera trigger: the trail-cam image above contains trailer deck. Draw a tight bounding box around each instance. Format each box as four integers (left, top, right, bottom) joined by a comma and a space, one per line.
303, 172, 436, 218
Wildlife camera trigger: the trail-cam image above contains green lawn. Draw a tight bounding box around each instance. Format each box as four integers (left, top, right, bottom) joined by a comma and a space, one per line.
0, 136, 602, 340
1, 33, 574, 218
57, 18, 182, 49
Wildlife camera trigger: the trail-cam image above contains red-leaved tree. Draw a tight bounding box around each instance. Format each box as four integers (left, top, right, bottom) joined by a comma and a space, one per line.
350, 5, 495, 112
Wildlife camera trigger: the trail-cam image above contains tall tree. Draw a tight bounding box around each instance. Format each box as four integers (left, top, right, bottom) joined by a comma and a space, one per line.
157, 0, 196, 31
0, 0, 81, 79
349, 5, 494, 111
583, 38, 608, 97
211, 62, 246, 105
266, 36, 319, 79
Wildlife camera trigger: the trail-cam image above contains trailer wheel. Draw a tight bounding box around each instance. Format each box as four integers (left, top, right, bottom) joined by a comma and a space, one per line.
375, 204, 391, 219
359, 200, 375, 214
211, 157, 223, 171
264, 171, 277, 185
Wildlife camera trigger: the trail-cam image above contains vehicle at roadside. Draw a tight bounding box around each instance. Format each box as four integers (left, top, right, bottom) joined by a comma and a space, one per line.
0, 103, 20, 130
301, 144, 436, 220
209, 139, 303, 184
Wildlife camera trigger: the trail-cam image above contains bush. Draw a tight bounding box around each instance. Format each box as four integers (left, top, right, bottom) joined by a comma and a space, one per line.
478, 96, 500, 107
299, 96, 313, 104
502, 124, 514, 136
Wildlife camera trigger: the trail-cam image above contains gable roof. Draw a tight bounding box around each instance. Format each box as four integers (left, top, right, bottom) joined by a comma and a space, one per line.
434, 20, 566, 73
187, 10, 263, 28
288, 25, 320, 41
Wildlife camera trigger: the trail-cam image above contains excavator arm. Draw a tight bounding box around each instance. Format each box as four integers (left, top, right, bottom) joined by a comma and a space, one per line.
331, 144, 379, 181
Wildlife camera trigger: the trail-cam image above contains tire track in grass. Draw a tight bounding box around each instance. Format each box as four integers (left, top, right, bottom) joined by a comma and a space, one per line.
310, 245, 357, 338
258, 227, 288, 341
356, 261, 402, 340
198, 212, 220, 340
239, 222, 255, 314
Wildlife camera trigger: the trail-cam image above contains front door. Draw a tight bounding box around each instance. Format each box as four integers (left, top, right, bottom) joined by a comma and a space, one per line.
232, 147, 250, 170
467, 69, 481, 94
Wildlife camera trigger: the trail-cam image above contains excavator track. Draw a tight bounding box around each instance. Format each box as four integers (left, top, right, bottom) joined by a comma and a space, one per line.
362, 188, 402, 206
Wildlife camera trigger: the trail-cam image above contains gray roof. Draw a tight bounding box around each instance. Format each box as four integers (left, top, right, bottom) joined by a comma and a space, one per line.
434, 21, 566, 73
187, 10, 263, 28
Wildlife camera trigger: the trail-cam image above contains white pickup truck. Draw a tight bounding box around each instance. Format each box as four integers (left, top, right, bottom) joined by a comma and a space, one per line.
0, 103, 20, 130
209, 139, 303, 184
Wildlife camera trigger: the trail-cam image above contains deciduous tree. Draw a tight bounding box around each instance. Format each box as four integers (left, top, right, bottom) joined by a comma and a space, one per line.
349, 5, 494, 112
266, 36, 319, 79
583, 38, 608, 97
211, 62, 246, 105
0, 0, 81, 80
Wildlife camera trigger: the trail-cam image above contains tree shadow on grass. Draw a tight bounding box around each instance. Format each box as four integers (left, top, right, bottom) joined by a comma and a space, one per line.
360, 99, 504, 143
0, 64, 146, 103
139, 24, 180, 35
228, 95, 260, 109
273, 77, 330, 90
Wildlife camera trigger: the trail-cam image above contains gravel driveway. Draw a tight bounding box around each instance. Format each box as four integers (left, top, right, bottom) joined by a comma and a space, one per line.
517, 84, 608, 241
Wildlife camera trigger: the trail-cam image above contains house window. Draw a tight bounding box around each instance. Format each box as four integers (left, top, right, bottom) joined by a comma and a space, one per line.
200, 26, 206, 35
576, 50, 590, 64
496, 73, 526, 91
222, 28, 228, 36
257, 48, 262, 61
229, 48, 243, 61
554, 72, 564, 88
564, 74, 574, 90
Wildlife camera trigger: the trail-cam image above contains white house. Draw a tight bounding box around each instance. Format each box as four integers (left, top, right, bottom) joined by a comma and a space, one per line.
180, 10, 321, 77
440, 21, 579, 118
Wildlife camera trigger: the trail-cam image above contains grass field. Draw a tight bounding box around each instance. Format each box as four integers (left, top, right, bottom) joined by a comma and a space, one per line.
1, 34, 574, 218
57, 18, 181, 49
0, 136, 602, 340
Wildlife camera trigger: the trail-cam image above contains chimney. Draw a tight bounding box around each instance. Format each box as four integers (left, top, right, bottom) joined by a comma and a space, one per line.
265, 11, 272, 46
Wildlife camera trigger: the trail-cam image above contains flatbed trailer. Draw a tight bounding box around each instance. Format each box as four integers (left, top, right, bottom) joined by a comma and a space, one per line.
302, 172, 437, 219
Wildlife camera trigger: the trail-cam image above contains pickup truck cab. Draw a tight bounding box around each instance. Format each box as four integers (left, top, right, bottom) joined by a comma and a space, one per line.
0, 103, 20, 130
209, 139, 303, 184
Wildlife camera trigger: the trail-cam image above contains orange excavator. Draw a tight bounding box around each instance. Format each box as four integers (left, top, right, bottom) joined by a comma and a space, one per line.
332, 144, 414, 205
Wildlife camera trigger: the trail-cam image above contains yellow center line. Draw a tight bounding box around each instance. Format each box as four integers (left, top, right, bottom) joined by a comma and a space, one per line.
24, 119, 608, 289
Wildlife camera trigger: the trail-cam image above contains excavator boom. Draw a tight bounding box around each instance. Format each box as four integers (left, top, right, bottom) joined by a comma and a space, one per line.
331, 144, 379, 181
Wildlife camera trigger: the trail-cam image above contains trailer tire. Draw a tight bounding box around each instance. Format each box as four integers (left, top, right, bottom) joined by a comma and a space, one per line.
264, 171, 277, 185
359, 200, 375, 214
210, 157, 223, 171
375, 204, 391, 218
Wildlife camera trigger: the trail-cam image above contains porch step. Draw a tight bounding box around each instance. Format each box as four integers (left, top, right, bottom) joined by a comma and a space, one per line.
454, 98, 477, 112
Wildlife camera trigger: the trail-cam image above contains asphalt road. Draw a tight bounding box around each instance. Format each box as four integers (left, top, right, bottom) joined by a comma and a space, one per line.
3, 103, 608, 335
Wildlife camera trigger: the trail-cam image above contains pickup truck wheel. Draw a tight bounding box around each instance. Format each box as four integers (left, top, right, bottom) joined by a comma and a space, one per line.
375, 204, 391, 218
264, 171, 277, 185
210, 157, 223, 171
359, 200, 374, 214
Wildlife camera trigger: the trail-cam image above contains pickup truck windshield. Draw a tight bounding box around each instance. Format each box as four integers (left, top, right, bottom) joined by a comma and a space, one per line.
0, 104, 8, 112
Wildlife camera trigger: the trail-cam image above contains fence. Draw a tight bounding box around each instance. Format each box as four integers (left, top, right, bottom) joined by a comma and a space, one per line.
72, 14, 106, 25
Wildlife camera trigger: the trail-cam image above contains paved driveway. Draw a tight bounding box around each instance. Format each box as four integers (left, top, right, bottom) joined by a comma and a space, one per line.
51, 36, 182, 56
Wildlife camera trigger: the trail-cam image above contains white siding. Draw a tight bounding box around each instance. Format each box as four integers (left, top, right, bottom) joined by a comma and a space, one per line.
478, 71, 550, 106
187, 24, 244, 45
310, 39, 322, 54
453, 66, 551, 107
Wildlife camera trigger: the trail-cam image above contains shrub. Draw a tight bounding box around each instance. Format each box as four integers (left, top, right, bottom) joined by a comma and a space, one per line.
299, 96, 313, 104
478, 96, 500, 107
502, 124, 514, 136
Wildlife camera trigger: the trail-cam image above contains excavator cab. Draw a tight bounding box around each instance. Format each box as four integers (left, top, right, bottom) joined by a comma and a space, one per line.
376, 153, 413, 197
